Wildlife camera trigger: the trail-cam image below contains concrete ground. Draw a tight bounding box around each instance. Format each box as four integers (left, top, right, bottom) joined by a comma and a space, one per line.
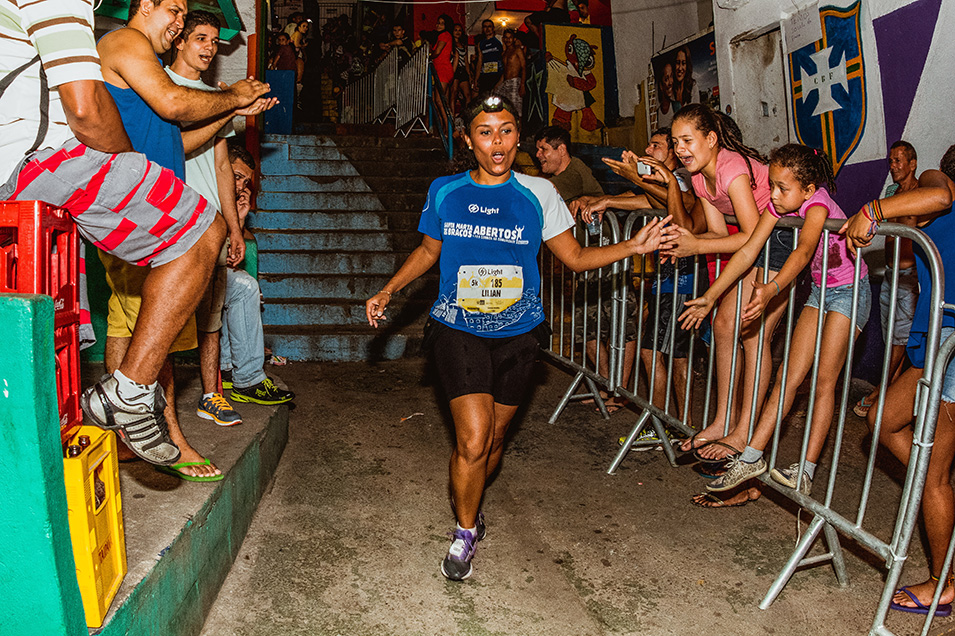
200, 357, 952, 636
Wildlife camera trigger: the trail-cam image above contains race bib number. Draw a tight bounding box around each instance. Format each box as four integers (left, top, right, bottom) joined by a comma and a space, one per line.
456, 265, 523, 313
482, 61, 499, 74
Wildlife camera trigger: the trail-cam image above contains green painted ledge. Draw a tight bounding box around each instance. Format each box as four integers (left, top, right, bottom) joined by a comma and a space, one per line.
96, 405, 288, 636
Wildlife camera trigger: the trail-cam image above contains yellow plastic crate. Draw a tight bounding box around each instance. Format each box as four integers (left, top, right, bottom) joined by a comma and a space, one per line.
63, 425, 126, 628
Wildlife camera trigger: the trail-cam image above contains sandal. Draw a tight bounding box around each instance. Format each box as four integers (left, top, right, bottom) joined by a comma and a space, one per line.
679, 432, 711, 454
690, 492, 751, 508
853, 396, 875, 418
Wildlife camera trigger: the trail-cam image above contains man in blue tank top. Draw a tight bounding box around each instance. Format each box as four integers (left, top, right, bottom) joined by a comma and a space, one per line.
474, 20, 503, 95
96, 0, 275, 480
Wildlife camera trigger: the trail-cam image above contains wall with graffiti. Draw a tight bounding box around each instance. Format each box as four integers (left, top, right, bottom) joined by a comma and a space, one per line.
713, 0, 955, 213
540, 24, 617, 145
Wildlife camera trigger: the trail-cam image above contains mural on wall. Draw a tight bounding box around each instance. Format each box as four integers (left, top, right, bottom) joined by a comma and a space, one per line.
543, 24, 606, 144
788, 0, 866, 175
650, 29, 720, 129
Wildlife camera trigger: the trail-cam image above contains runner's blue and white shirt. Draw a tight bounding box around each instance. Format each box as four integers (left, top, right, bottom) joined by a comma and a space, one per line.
419, 171, 574, 338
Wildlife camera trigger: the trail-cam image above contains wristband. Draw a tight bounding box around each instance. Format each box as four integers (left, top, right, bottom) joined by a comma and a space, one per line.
379, 290, 393, 297
771, 280, 781, 296
861, 205, 873, 222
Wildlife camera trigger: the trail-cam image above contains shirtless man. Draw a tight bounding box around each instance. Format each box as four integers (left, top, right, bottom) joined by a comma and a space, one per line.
96, 0, 272, 477
493, 29, 526, 116
854, 140, 921, 418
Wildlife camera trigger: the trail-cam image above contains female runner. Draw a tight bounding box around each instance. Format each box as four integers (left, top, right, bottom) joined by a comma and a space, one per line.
366, 95, 670, 580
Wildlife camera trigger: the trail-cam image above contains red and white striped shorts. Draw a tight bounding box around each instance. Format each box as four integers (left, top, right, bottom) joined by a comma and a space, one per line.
1, 140, 216, 267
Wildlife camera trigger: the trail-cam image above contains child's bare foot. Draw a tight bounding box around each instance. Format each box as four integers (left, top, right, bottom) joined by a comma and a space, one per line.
696, 433, 747, 461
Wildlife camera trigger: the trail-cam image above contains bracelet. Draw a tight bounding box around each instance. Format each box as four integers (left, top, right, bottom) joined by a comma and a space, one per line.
379, 290, 393, 298
874, 198, 885, 222
861, 205, 873, 222
771, 280, 781, 296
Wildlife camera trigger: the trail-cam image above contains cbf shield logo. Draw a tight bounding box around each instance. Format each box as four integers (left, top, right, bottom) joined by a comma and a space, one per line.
789, 1, 865, 175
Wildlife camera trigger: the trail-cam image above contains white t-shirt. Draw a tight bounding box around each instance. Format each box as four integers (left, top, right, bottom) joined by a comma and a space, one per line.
164, 67, 235, 209
0, 0, 104, 183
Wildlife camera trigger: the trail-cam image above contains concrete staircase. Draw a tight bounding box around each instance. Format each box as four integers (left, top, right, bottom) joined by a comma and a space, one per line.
254, 127, 449, 361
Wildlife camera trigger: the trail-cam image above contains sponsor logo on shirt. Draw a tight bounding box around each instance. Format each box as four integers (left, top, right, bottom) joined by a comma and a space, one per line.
443, 222, 528, 245
468, 204, 500, 215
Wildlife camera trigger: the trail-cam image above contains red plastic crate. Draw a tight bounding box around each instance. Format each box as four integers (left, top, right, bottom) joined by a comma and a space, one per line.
0, 201, 82, 440
54, 323, 82, 436
0, 201, 80, 327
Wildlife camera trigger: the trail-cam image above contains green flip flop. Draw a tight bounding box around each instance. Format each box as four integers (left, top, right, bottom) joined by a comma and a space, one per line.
157, 459, 224, 482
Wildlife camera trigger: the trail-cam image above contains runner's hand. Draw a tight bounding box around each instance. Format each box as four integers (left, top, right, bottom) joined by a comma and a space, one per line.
660, 225, 698, 258
630, 215, 672, 254
228, 76, 271, 106
366, 292, 391, 328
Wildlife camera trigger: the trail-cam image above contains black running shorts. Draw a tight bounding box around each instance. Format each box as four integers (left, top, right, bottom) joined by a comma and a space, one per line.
426, 319, 541, 406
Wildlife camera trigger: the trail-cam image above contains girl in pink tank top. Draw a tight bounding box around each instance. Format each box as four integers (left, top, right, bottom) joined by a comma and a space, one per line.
662, 105, 792, 493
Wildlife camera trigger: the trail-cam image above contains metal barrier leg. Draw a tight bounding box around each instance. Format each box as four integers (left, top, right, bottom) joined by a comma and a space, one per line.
823, 522, 850, 588
760, 515, 827, 609
546, 371, 608, 424
607, 410, 651, 474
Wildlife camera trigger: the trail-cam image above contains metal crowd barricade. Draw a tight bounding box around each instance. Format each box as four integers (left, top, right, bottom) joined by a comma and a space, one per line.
339, 48, 399, 125
395, 46, 430, 136
372, 47, 398, 124
541, 208, 951, 632
539, 211, 626, 420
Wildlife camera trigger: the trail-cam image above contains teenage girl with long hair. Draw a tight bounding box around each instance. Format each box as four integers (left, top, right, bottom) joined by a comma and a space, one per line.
665, 104, 793, 464
679, 144, 869, 506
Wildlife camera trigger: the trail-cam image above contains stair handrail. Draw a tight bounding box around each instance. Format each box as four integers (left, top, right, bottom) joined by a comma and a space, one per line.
427, 65, 454, 160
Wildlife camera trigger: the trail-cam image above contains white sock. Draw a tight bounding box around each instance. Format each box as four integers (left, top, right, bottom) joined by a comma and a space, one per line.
113, 369, 158, 409
456, 523, 477, 536
203, 392, 216, 400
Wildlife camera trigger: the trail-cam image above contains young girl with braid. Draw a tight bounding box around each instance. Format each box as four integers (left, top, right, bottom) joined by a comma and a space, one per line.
679, 144, 869, 504
665, 104, 793, 473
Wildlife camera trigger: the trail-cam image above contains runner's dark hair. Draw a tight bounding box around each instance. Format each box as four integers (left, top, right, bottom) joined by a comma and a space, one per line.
673, 103, 767, 190
462, 94, 519, 130
769, 144, 837, 193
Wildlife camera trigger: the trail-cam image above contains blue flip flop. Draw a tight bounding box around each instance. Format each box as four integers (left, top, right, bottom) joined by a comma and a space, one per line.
889, 586, 953, 616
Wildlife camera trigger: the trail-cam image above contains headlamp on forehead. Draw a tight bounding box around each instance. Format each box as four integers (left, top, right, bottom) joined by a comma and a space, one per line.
481, 96, 503, 112
463, 94, 519, 128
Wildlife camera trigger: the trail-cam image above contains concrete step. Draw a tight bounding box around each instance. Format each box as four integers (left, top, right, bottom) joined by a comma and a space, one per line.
264, 324, 427, 362
256, 191, 384, 211
249, 210, 386, 231
256, 230, 393, 252
290, 144, 448, 163
263, 297, 432, 327
259, 274, 436, 301
258, 251, 401, 276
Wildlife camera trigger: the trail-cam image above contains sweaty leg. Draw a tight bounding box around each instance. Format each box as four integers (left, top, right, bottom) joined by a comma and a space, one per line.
118, 216, 226, 385
449, 393, 497, 529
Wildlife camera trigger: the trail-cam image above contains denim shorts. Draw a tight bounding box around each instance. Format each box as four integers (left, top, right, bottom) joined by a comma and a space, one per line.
880, 265, 918, 346
761, 227, 795, 272
804, 277, 871, 333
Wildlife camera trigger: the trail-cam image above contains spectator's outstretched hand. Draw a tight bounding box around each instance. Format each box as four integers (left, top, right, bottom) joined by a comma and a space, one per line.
228, 76, 271, 106
660, 225, 698, 259
635, 155, 673, 186
742, 279, 776, 322
679, 295, 714, 331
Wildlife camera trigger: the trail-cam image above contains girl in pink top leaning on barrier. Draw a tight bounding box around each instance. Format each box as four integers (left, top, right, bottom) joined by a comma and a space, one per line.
664, 104, 793, 463
676, 144, 869, 507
